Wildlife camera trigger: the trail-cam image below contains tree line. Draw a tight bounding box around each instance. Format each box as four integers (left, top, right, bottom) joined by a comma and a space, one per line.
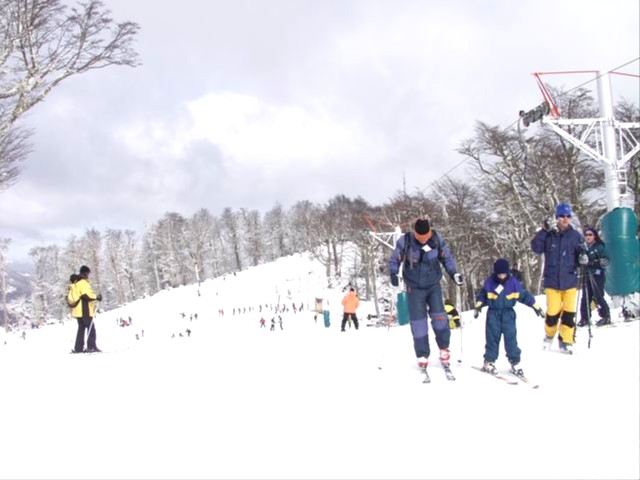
8, 87, 637, 326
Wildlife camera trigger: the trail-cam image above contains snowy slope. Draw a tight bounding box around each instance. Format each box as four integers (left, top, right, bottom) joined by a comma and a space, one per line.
0, 252, 638, 480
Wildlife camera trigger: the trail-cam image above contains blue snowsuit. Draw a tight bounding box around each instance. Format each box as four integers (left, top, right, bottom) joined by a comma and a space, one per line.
389, 231, 458, 359
477, 274, 536, 365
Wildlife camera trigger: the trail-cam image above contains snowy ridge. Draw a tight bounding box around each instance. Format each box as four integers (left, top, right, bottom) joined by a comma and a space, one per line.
0, 252, 638, 480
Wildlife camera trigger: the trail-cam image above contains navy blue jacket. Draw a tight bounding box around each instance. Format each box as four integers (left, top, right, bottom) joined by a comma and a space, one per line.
389, 231, 457, 289
531, 226, 584, 290
476, 274, 536, 311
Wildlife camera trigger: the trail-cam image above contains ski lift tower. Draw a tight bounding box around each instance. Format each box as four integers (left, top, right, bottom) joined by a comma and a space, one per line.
520, 69, 640, 211
364, 217, 404, 322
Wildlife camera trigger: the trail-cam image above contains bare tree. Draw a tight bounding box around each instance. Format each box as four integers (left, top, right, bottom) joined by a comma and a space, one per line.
0, 0, 140, 190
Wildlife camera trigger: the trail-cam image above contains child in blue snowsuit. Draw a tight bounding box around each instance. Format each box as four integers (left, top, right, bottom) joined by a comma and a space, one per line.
474, 258, 544, 377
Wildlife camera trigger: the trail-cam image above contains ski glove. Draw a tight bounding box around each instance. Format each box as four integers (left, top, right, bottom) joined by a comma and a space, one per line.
578, 253, 589, 266
453, 273, 464, 286
473, 302, 483, 319
533, 305, 544, 318
390, 273, 399, 287
96, 293, 103, 302
543, 218, 558, 233
600, 257, 610, 268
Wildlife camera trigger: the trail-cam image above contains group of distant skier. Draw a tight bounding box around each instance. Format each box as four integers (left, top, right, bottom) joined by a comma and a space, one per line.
388, 202, 613, 379
64, 202, 616, 374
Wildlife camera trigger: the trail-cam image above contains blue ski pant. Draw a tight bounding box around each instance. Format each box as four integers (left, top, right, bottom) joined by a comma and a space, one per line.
407, 285, 450, 358
484, 308, 520, 365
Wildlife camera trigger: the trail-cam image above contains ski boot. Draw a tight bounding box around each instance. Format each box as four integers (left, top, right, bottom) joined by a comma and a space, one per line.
577, 318, 589, 327
596, 317, 611, 327
510, 363, 525, 377
558, 338, 573, 354
481, 361, 498, 375
439, 348, 451, 367
542, 335, 553, 350
417, 356, 429, 369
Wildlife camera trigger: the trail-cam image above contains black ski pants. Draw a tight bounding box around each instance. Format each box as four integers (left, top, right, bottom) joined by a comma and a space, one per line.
580, 273, 610, 321
341, 313, 359, 331
74, 317, 97, 352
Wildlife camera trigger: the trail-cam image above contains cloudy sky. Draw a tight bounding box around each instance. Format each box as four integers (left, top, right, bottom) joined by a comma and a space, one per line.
1, 0, 639, 262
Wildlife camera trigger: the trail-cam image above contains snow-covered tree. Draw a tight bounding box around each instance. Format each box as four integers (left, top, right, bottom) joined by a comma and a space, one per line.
0, 238, 10, 330
221, 207, 242, 272
0, 0, 140, 190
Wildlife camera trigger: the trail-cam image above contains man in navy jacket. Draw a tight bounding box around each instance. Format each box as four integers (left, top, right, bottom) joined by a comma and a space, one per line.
531, 203, 585, 354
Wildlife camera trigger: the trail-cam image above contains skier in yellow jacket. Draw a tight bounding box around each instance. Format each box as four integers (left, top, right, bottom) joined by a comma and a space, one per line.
341, 287, 360, 331
70, 265, 102, 353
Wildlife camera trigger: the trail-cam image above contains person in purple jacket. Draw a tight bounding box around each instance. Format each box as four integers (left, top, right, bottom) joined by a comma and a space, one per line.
474, 258, 544, 377
531, 203, 585, 354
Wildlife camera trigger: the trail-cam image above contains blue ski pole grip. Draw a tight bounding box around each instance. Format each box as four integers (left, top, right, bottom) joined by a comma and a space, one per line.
397, 291, 409, 326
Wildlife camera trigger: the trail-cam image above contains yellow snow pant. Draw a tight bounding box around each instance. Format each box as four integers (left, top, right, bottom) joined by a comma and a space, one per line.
544, 288, 577, 344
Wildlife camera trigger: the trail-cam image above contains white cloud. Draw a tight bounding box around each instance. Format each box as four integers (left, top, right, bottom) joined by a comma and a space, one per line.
185, 92, 373, 168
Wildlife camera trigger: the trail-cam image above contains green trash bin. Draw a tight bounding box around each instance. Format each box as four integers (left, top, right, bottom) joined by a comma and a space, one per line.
600, 207, 640, 296
323, 310, 330, 328
397, 291, 409, 326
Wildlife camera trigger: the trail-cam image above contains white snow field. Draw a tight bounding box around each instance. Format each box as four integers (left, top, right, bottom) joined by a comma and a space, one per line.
1, 253, 638, 480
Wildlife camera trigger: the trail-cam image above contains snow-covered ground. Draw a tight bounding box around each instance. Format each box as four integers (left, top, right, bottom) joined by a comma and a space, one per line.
1, 252, 638, 479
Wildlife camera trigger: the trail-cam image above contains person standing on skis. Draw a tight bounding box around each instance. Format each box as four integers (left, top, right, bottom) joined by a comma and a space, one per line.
71, 265, 102, 353
531, 203, 585, 354
475, 258, 544, 377
388, 217, 463, 370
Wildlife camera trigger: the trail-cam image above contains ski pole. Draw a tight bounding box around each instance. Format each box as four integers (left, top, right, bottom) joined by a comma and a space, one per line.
579, 266, 593, 348
457, 323, 463, 364
377, 296, 395, 370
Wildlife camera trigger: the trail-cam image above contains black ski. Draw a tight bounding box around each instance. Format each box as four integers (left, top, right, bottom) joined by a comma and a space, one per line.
471, 366, 518, 385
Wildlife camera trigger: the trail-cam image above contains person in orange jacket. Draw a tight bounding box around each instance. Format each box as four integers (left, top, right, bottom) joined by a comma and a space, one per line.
341, 287, 360, 331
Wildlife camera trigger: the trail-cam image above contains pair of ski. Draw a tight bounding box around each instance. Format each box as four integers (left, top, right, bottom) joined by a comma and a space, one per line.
420, 363, 456, 383
472, 366, 539, 389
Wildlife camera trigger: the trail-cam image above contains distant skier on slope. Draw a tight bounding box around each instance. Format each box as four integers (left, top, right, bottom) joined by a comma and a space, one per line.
70, 265, 102, 353
341, 288, 360, 332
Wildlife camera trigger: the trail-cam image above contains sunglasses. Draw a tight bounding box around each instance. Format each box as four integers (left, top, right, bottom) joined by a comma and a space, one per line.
557, 214, 571, 218
585, 233, 594, 236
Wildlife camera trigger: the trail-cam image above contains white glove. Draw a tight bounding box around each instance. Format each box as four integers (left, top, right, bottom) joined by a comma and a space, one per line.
453, 273, 464, 286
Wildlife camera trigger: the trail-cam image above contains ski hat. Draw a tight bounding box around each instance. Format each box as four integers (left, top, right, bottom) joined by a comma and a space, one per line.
584, 227, 599, 240
414, 218, 431, 235
79, 265, 91, 275
555, 202, 573, 218
493, 258, 510, 275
